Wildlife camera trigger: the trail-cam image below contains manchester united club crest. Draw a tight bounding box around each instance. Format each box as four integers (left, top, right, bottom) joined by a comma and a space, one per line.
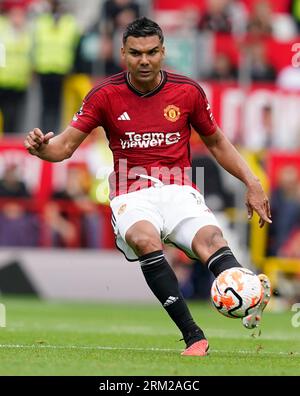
164, 105, 180, 122
118, 204, 127, 215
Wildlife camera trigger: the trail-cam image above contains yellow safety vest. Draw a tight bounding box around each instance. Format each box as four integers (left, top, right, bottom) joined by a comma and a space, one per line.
33, 13, 79, 75
89, 139, 114, 205
0, 17, 32, 90
293, 0, 300, 20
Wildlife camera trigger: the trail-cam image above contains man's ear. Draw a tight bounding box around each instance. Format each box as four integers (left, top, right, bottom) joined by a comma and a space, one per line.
121, 46, 125, 60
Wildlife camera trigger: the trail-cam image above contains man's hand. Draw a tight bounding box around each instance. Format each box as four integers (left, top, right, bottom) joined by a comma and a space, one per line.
24, 128, 54, 156
245, 181, 272, 228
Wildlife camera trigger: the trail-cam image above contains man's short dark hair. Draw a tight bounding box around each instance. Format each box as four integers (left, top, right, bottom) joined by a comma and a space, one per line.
123, 17, 164, 45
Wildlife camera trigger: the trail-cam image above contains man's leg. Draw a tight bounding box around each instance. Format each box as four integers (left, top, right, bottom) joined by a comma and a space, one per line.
125, 220, 208, 355
191, 225, 271, 329
191, 225, 242, 277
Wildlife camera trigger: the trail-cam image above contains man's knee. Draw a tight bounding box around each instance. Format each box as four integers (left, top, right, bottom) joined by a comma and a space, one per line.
192, 225, 228, 263
125, 222, 162, 256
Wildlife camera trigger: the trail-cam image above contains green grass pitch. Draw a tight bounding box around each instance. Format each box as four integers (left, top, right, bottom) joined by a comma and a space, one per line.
0, 297, 299, 376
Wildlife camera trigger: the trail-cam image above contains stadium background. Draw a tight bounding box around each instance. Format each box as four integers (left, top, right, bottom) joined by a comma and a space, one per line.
0, 0, 300, 376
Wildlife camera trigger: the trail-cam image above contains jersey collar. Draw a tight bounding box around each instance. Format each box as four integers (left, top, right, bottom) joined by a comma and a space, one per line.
126, 70, 167, 98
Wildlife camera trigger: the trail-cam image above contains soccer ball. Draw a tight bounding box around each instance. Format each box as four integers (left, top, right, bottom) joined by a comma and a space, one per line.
211, 267, 263, 318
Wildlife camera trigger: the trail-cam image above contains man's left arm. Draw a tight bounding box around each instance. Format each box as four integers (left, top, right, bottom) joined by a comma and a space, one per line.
201, 127, 272, 228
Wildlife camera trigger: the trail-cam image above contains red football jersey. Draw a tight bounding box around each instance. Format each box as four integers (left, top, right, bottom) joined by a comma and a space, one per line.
71, 71, 218, 198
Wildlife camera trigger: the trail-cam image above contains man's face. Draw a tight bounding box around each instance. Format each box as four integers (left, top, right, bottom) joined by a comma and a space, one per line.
121, 35, 165, 87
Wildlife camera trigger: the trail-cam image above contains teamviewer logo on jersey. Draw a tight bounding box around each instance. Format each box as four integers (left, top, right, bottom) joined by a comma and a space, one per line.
120, 131, 181, 149
118, 112, 131, 121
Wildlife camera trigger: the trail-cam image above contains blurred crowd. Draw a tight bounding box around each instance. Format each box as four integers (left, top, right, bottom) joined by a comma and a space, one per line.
1, 0, 300, 134
0, 0, 142, 133
0, 159, 105, 248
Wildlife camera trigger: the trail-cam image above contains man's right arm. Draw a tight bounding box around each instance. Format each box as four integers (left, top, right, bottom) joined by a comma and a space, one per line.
24, 126, 88, 162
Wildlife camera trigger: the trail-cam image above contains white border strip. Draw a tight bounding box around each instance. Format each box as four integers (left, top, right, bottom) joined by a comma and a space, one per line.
0, 344, 299, 356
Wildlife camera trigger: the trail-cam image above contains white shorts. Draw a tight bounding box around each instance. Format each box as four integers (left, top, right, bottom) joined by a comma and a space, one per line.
110, 184, 220, 261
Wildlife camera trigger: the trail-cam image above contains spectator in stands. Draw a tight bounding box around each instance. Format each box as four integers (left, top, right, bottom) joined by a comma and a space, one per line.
270, 164, 300, 301
227, 0, 248, 36
245, 101, 300, 151
205, 53, 237, 82
179, 6, 201, 33
280, 228, 300, 258
74, 30, 123, 77
43, 201, 77, 247
244, 104, 276, 151
191, 154, 234, 212
290, 0, 300, 32
247, 42, 276, 82
97, 34, 123, 77
100, 0, 140, 37
0, 163, 29, 198
247, 0, 273, 39
73, 25, 99, 76
0, 4, 32, 133
85, 128, 114, 206
0, 163, 39, 246
198, 0, 232, 34
47, 164, 102, 248
269, 165, 300, 256
32, 0, 80, 132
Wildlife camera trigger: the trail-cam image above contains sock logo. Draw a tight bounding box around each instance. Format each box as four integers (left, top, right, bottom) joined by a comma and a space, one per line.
163, 296, 179, 307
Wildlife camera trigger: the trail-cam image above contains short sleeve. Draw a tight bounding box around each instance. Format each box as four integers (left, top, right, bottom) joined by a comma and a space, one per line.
189, 86, 218, 137
70, 89, 106, 134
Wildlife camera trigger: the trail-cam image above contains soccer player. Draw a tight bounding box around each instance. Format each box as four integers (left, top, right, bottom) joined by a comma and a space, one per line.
24, 17, 272, 357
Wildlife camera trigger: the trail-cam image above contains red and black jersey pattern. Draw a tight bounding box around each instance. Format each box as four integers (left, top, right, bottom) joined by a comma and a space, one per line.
71, 70, 218, 198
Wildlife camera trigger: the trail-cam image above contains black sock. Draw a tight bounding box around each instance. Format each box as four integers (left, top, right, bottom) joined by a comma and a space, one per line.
206, 246, 242, 277
139, 250, 205, 346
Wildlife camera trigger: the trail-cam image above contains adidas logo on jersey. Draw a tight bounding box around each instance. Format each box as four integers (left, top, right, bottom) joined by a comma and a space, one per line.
163, 296, 179, 307
118, 112, 130, 121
